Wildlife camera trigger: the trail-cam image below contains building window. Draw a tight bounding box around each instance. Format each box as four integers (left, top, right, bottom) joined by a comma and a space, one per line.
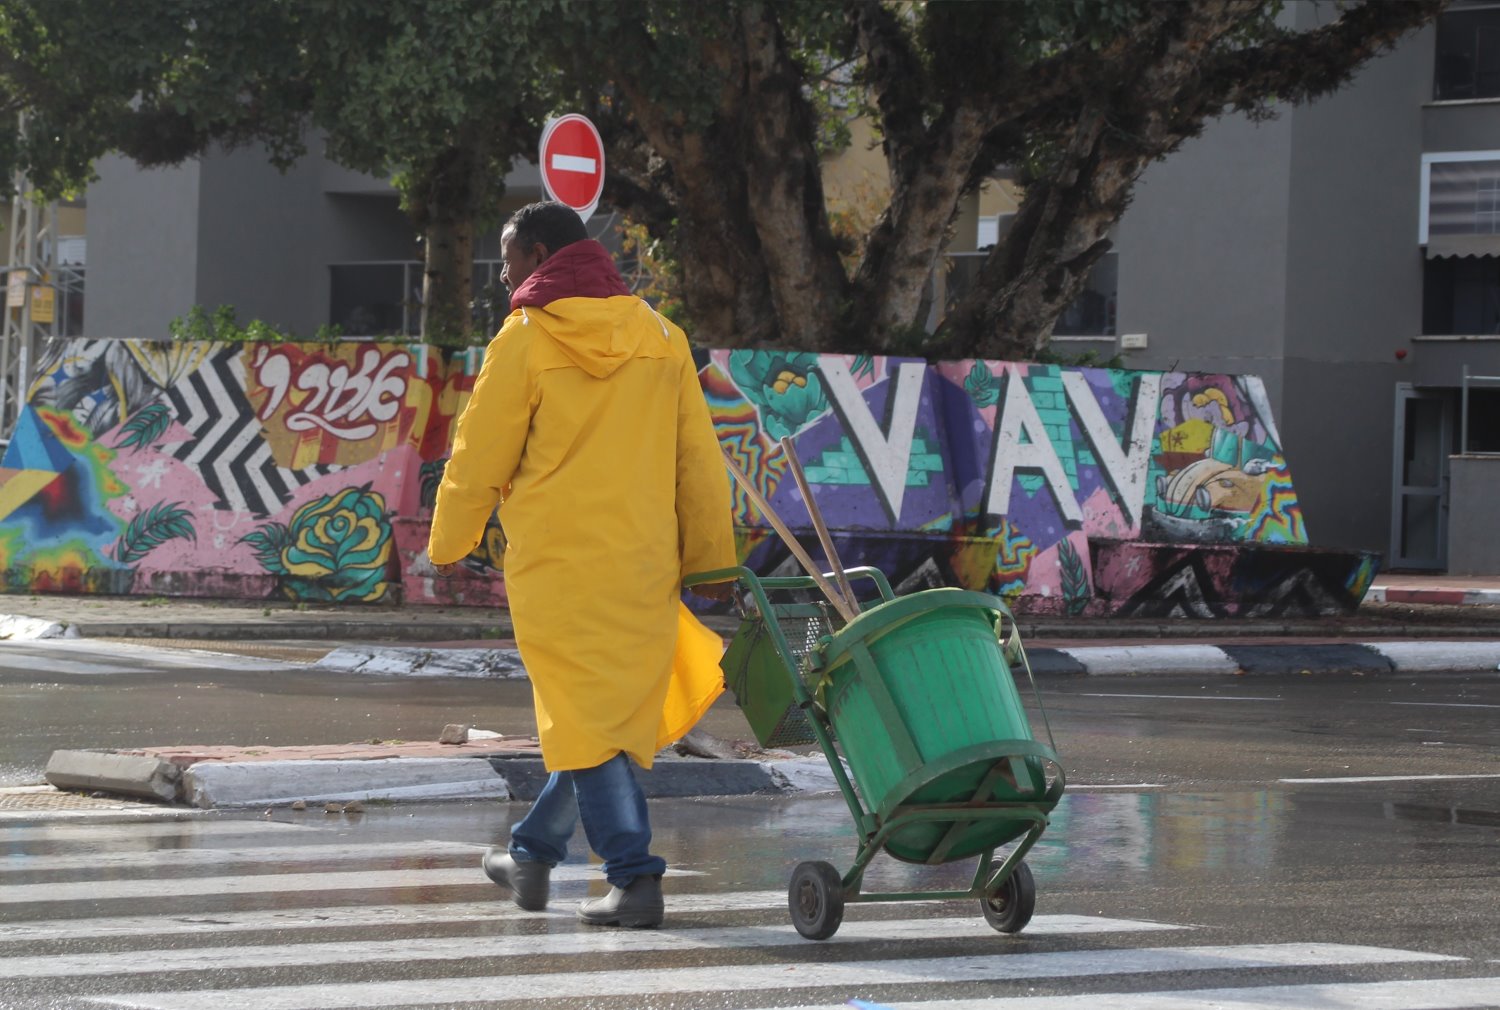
329, 263, 412, 336
1463, 386, 1500, 452
977, 215, 1002, 249
1423, 256, 1500, 334
329, 260, 506, 338
1054, 252, 1118, 337
1479, 177, 1500, 233
1435, 5, 1500, 101
938, 250, 1117, 337
1420, 153, 1500, 259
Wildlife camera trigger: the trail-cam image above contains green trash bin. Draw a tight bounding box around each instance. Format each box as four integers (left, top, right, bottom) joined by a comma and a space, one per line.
817, 587, 1057, 864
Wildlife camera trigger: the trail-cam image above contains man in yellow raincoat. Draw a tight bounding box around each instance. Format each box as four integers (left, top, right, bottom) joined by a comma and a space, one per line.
428, 201, 735, 928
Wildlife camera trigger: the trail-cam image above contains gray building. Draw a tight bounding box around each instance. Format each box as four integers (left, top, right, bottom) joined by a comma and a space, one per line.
79, 2, 1500, 573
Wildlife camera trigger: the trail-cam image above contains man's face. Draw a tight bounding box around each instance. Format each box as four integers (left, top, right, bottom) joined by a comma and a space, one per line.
501, 228, 548, 293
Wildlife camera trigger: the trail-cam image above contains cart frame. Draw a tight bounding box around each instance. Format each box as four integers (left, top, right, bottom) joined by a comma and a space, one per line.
688, 565, 1065, 926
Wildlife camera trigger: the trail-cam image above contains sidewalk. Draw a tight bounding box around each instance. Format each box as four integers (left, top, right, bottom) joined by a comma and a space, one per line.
3, 571, 1500, 643
6, 574, 1499, 812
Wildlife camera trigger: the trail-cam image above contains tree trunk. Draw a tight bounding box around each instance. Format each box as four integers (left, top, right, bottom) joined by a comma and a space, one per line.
738, 3, 849, 350
599, 3, 848, 351
403, 143, 489, 347
420, 212, 475, 348
941, 113, 1140, 362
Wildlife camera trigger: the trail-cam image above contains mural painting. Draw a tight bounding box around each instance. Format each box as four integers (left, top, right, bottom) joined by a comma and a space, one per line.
0, 339, 475, 603
0, 337, 1370, 615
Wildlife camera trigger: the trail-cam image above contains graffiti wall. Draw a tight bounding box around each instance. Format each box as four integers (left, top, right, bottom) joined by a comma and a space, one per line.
706, 350, 1358, 614
0, 338, 1374, 615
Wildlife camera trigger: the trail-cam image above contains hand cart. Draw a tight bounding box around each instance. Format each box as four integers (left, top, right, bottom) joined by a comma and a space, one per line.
685, 565, 1065, 941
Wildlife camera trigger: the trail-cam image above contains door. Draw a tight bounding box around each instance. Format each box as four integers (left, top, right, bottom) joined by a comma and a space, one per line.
1389, 384, 1456, 570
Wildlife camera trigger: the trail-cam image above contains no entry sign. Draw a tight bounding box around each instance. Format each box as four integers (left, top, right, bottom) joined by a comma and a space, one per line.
539, 114, 605, 222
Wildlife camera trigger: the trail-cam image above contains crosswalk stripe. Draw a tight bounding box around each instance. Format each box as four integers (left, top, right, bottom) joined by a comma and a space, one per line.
82, 944, 1462, 1010
0, 840, 486, 873
752, 976, 1500, 1009
0, 888, 1181, 944
0, 914, 1191, 979
0, 864, 708, 904
0, 864, 643, 906
1, 820, 308, 842
0, 867, 484, 903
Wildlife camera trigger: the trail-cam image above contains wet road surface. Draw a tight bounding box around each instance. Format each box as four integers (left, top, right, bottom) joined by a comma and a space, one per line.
1, 638, 1498, 1006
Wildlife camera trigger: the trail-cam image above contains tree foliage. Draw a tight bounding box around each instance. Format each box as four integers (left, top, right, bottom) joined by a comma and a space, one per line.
556, 0, 1441, 359
0, 0, 558, 346
0, 0, 1444, 358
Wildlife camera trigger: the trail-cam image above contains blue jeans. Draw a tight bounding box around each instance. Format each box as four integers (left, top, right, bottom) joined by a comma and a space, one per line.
508, 751, 667, 888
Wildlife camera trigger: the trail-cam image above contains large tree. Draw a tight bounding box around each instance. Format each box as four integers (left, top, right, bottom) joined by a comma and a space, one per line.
296, 1, 555, 343
2, 1, 1443, 355
561, 0, 1442, 359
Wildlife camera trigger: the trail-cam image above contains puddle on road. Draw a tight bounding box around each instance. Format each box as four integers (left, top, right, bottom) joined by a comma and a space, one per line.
1385, 800, 1500, 827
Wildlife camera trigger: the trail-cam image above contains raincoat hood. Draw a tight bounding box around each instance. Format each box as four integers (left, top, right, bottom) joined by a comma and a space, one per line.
510, 240, 646, 379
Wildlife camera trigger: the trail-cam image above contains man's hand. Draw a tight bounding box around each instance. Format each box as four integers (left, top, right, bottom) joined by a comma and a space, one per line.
689, 580, 735, 602
432, 562, 461, 577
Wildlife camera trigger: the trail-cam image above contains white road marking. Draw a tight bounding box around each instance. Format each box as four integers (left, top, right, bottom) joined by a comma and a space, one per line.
1392, 701, 1500, 709
757, 976, 1500, 1009
84, 944, 1460, 1010
0, 819, 307, 842
0, 840, 484, 873
1067, 783, 1168, 790
0, 915, 1189, 979
0, 638, 294, 673
1280, 773, 1500, 785
1079, 693, 1282, 702
550, 153, 597, 173
0, 864, 695, 904
0, 893, 1175, 944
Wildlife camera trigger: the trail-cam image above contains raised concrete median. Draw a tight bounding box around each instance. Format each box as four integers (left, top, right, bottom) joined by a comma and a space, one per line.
42, 736, 840, 810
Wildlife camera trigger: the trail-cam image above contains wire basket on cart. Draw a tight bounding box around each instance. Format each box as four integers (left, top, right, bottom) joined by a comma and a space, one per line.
694, 565, 1065, 942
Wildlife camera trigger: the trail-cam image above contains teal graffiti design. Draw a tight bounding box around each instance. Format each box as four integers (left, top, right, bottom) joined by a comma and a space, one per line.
111, 501, 196, 564
115, 404, 173, 451
727, 350, 829, 441
964, 362, 999, 407
802, 434, 943, 488
1055, 537, 1091, 616
241, 485, 393, 603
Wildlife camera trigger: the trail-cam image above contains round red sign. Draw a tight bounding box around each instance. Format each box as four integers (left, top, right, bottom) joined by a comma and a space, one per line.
539, 114, 605, 221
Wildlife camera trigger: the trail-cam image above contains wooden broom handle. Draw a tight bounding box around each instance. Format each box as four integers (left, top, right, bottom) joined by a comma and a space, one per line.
722, 450, 858, 623
780, 436, 859, 615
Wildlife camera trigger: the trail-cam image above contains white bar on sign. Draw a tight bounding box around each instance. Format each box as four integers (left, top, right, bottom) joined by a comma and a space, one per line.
551, 153, 597, 173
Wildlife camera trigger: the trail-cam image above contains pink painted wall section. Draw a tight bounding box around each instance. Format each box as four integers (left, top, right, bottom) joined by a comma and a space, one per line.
0, 338, 1366, 614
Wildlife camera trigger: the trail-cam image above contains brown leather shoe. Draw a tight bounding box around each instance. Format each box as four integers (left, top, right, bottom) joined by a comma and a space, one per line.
481, 848, 550, 911
577, 874, 664, 928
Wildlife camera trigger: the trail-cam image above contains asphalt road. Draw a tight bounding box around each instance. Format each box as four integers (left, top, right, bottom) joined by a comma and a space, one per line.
1, 640, 1498, 1007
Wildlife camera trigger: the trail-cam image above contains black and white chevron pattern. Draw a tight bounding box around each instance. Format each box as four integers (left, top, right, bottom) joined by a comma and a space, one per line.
164, 346, 339, 516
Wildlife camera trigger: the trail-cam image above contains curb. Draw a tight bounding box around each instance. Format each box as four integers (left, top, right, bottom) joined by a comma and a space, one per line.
1031, 640, 1500, 676
313, 641, 1500, 680
41, 746, 840, 809
1366, 585, 1500, 606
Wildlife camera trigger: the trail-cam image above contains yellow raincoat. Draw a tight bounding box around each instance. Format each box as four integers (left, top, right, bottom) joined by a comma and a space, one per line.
428, 292, 735, 771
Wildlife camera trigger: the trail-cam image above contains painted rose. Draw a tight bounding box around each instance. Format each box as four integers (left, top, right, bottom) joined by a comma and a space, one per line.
727, 350, 829, 441
277, 487, 392, 602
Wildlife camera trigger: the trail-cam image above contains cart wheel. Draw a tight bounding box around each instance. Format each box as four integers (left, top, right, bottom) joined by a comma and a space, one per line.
981, 861, 1036, 934
788, 860, 845, 940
